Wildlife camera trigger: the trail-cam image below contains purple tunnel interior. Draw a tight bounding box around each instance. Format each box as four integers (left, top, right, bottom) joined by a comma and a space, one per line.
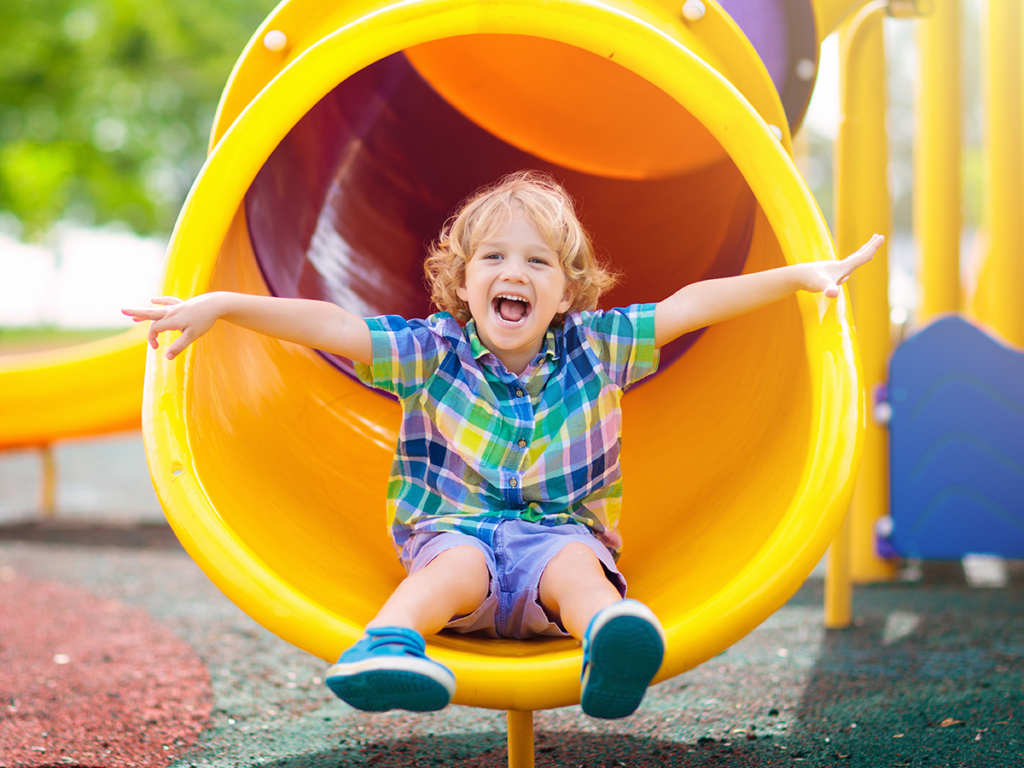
243, 2, 816, 383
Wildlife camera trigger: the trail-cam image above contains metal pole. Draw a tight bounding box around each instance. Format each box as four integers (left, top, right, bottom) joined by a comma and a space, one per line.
507, 710, 534, 768
982, 0, 1024, 345
825, 511, 852, 627
834, 0, 898, 596
915, 0, 962, 320
40, 444, 57, 519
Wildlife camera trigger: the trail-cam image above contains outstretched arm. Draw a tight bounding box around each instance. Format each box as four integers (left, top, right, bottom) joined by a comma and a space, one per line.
654, 234, 883, 348
122, 292, 373, 363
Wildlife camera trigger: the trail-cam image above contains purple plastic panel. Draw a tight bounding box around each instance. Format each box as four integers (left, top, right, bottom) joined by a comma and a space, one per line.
718, 0, 790, 92
718, 0, 818, 129
244, 52, 755, 383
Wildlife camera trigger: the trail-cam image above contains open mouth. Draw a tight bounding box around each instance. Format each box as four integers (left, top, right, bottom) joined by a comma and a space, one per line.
492, 294, 532, 325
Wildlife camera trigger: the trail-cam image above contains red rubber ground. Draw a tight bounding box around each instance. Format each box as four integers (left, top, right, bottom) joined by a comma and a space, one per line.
0, 578, 212, 767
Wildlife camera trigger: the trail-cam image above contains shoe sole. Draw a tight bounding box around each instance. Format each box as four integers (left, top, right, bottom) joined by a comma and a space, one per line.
581, 603, 665, 720
325, 656, 456, 713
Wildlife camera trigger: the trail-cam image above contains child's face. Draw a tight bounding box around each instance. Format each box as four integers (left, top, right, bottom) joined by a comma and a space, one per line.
457, 213, 573, 370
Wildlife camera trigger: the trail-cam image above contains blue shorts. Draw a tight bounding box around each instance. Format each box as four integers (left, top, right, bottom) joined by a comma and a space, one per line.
401, 519, 626, 640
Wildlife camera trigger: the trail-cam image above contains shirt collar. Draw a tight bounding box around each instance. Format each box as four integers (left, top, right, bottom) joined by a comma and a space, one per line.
465, 319, 560, 364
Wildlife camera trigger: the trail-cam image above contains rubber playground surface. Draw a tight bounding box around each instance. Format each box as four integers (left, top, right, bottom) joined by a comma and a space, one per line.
0, 443, 1022, 767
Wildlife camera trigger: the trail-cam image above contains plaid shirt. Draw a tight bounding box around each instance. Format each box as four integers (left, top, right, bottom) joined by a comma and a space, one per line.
355, 304, 659, 559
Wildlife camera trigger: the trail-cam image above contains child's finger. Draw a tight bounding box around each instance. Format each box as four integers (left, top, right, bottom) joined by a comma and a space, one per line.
165, 330, 195, 360
852, 234, 883, 261
148, 316, 178, 350
151, 296, 183, 306
837, 237, 882, 279
121, 307, 165, 321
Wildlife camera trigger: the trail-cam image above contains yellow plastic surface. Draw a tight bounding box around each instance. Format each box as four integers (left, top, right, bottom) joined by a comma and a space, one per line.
145, 0, 863, 711
971, 0, 1024, 347
0, 326, 148, 449
914, 0, 961, 320
507, 710, 535, 768
811, 0, 874, 40
835, 2, 897, 585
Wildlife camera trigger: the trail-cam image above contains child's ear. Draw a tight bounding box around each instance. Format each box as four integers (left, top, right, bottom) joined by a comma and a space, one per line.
456, 284, 469, 303
557, 285, 574, 314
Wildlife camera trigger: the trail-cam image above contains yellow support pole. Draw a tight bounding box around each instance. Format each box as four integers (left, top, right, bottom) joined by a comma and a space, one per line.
982, 0, 1024, 346
813, 0, 877, 41
40, 444, 57, 519
834, 1, 897, 590
914, 0, 961, 320
824, 511, 852, 628
507, 710, 534, 768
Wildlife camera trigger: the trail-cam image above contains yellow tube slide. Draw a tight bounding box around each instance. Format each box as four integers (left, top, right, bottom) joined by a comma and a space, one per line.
0, 327, 147, 449
144, 0, 862, 711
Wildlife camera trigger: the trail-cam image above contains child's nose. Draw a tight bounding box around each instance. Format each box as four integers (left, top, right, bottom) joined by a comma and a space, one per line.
500, 256, 528, 281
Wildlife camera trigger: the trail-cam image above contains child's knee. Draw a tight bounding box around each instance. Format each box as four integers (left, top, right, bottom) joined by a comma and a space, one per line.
429, 544, 489, 580
551, 541, 603, 570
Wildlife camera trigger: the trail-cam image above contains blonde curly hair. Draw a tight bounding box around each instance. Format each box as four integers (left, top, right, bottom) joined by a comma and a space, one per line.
424, 171, 618, 324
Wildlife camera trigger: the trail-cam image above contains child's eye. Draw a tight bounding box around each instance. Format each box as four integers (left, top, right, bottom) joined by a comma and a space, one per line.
484, 252, 503, 260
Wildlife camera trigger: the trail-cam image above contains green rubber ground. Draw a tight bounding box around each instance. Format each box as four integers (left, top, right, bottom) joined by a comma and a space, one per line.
1, 531, 1019, 768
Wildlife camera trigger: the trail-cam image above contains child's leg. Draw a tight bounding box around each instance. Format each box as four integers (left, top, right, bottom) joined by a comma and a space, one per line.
537, 541, 622, 638
539, 541, 665, 720
325, 543, 491, 713
368, 544, 491, 635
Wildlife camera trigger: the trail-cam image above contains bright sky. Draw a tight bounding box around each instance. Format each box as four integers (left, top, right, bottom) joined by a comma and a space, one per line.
0, 227, 165, 328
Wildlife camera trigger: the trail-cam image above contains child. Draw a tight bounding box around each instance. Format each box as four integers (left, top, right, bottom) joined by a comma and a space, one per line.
125, 171, 881, 720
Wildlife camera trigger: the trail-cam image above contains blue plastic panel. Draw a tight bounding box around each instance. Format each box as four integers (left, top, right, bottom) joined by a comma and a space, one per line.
887, 316, 1024, 559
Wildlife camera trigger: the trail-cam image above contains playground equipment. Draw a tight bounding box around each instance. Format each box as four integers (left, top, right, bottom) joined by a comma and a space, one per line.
825, 0, 1021, 614
824, 0, 903, 624
138, 0, 880, 764
0, 327, 148, 514
0, 329, 147, 449
968, 0, 1024, 347
883, 316, 1024, 559
864, 0, 1024, 568
839, 0, 1024, 582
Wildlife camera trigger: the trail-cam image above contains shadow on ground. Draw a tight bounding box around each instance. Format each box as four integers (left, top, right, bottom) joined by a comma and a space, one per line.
0, 520, 180, 549
255, 565, 1023, 768
257, 730, 787, 767
776, 568, 1023, 767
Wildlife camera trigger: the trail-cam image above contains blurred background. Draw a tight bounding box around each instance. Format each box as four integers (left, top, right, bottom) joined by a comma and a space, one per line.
0, 0, 273, 522
0, 0, 986, 521
0, 0, 276, 342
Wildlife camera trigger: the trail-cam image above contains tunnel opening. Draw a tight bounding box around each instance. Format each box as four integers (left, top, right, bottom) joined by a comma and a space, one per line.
244, 38, 758, 381
179, 26, 826, 683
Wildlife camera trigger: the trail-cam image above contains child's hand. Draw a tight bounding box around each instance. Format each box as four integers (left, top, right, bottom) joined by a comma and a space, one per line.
122, 294, 223, 359
802, 234, 884, 299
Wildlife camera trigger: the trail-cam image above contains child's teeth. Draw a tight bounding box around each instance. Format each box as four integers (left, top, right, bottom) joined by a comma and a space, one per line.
496, 297, 528, 323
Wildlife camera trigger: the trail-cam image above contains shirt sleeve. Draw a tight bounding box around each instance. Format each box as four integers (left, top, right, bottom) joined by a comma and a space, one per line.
576, 303, 660, 390
354, 315, 451, 399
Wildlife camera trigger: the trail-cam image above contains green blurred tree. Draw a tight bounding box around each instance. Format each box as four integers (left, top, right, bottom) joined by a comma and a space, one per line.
0, 0, 276, 239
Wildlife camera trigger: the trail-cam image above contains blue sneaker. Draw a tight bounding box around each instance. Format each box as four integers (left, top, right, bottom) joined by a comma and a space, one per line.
324, 627, 455, 712
580, 599, 665, 719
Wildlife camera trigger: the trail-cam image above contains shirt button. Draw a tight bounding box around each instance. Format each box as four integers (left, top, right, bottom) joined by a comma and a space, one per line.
516, 389, 524, 397
518, 439, 527, 448
509, 478, 518, 488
